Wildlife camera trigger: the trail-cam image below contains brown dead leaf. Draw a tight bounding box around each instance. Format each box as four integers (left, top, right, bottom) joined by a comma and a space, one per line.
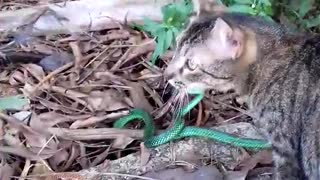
22, 64, 45, 82
140, 142, 151, 166
86, 89, 129, 112
236, 150, 272, 171
126, 82, 153, 113
55, 143, 79, 171
9, 70, 26, 86
0, 119, 4, 140
224, 170, 248, 180
0, 70, 10, 82
111, 39, 156, 71
0, 83, 19, 97
38, 99, 77, 114
79, 41, 99, 53
144, 166, 223, 180
50, 86, 89, 98
98, 30, 130, 42
22, 82, 39, 98
0, 163, 14, 180
70, 111, 128, 129
112, 135, 134, 149
49, 148, 69, 171
3, 125, 22, 147
30, 161, 53, 180
0, 113, 59, 158
0, 146, 55, 160
79, 143, 89, 169
33, 43, 55, 55
30, 112, 72, 131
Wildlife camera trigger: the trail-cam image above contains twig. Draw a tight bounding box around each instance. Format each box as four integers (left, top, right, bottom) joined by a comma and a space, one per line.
91, 143, 112, 167
19, 159, 31, 180
50, 86, 92, 111
110, 39, 156, 71
31, 62, 74, 95
78, 46, 118, 84
69, 41, 83, 71
47, 127, 144, 141
70, 110, 129, 129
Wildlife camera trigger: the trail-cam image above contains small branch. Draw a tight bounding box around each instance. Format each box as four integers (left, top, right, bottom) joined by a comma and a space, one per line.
47, 127, 144, 141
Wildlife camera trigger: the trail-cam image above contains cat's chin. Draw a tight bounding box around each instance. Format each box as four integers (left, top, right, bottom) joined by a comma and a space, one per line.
184, 83, 208, 94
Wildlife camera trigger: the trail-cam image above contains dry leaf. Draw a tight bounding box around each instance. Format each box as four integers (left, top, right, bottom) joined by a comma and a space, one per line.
33, 43, 55, 54
2, 113, 59, 157
30, 112, 71, 131
236, 150, 272, 171
86, 89, 129, 111
224, 170, 248, 180
9, 70, 25, 86
143, 166, 223, 180
22, 64, 45, 82
30, 161, 53, 177
127, 82, 153, 113
49, 148, 69, 170
0, 146, 55, 160
112, 135, 134, 149
55, 143, 80, 171
140, 142, 151, 166
0, 163, 14, 180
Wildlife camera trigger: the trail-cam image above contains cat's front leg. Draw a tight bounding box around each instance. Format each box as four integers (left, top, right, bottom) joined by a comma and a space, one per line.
272, 148, 303, 180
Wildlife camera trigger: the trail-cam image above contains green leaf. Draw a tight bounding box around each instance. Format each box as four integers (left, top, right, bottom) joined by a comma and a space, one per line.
261, 4, 274, 16
257, 11, 274, 21
171, 27, 180, 47
151, 29, 167, 64
304, 15, 320, 28
162, 4, 176, 24
0, 95, 29, 110
233, 0, 253, 5
299, 1, 313, 18
165, 30, 174, 50
141, 18, 162, 36
259, 0, 272, 6
161, 0, 193, 29
227, 5, 256, 15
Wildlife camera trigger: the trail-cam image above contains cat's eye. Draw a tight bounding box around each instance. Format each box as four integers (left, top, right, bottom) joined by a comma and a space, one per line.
186, 58, 197, 70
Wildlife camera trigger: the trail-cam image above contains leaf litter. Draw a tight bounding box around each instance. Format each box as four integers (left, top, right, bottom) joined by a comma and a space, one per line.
0, 1, 273, 180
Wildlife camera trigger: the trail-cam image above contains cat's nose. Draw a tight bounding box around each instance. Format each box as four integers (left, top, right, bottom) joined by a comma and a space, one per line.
164, 72, 175, 80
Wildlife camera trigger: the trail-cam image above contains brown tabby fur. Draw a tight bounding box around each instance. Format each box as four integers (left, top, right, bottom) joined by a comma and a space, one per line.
164, 12, 320, 180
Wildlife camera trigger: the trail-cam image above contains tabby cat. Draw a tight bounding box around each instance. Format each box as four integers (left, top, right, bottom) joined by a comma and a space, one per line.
164, 10, 320, 180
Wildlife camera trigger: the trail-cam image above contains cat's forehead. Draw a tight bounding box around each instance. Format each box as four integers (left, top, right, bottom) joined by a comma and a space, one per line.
177, 17, 216, 51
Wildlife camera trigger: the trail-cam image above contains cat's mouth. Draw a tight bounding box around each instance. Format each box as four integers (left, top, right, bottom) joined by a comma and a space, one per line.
168, 79, 207, 94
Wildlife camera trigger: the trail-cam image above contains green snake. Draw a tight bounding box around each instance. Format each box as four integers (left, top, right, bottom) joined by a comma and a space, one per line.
114, 92, 271, 149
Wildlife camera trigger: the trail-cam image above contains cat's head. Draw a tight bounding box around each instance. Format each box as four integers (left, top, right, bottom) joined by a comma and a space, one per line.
164, 14, 257, 94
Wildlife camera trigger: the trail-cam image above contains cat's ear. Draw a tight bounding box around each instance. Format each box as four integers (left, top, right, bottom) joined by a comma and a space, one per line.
210, 18, 244, 59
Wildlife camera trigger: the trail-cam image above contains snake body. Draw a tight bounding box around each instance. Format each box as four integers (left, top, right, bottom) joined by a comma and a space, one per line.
114, 93, 271, 149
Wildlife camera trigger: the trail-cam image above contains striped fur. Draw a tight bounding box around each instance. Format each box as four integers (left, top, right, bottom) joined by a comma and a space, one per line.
164, 13, 320, 180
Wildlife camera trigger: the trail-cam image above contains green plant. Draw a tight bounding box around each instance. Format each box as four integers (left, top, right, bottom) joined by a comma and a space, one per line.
0, 95, 29, 110
275, 1, 319, 30
223, 0, 274, 21
223, 0, 320, 31
136, 0, 319, 64
135, 0, 193, 64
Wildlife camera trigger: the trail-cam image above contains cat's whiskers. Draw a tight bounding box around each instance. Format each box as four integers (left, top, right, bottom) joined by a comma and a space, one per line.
182, 88, 192, 120
169, 90, 182, 116
161, 81, 170, 99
